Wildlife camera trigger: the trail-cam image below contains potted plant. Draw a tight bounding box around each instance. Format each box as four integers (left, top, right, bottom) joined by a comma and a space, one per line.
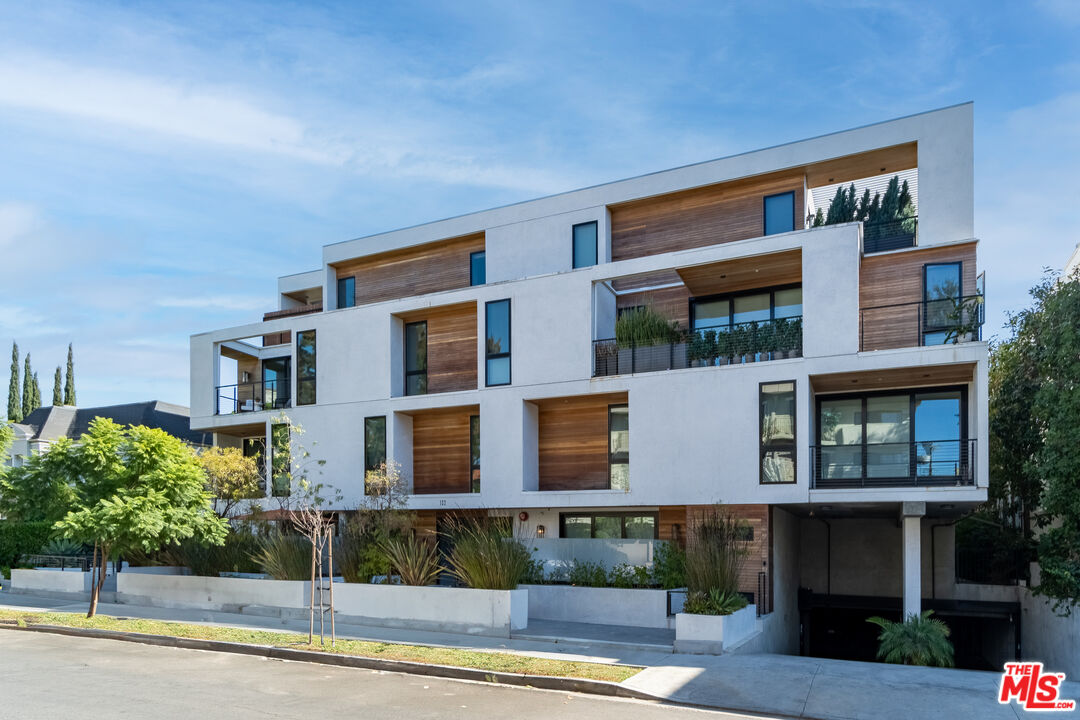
715, 329, 730, 365
703, 330, 717, 366
729, 324, 746, 364
615, 306, 680, 373
773, 317, 790, 359
791, 317, 803, 357
688, 332, 705, 367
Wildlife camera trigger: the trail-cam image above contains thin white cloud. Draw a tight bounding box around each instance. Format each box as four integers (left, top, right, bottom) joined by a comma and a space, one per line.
0, 202, 37, 248
156, 296, 270, 312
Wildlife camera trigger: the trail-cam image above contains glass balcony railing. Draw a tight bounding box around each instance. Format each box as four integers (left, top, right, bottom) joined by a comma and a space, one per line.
810, 438, 976, 489
216, 379, 291, 415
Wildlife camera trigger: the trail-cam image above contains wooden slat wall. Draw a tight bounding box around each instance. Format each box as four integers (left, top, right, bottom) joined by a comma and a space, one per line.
538, 393, 627, 491
616, 285, 691, 328
412, 406, 478, 495
610, 172, 805, 262
410, 304, 478, 394
334, 233, 485, 306
860, 242, 977, 351
684, 504, 771, 600
262, 330, 291, 347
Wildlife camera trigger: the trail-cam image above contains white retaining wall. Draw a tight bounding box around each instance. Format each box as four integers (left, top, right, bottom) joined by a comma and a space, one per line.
116, 573, 307, 612
674, 605, 759, 654
523, 584, 674, 629
10, 569, 91, 597
332, 584, 527, 637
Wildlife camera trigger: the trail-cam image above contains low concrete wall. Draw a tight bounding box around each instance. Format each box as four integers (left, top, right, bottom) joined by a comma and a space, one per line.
674, 605, 759, 654
116, 574, 307, 612
523, 584, 674, 629
1022, 564, 1080, 678
332, 584, 528, 637
10, 569, 91, 598
124, 566, 192, 576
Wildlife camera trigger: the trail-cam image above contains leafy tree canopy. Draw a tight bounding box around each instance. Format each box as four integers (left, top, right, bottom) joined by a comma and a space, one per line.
0, 436, 80, 523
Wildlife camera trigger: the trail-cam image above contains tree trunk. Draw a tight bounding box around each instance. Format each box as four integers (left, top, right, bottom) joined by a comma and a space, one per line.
86, 543, 98, 618
87, 543, 108, 618
308, 538, 316, 644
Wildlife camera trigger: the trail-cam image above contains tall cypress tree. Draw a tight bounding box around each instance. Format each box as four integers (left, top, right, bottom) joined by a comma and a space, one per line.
21, 353, 32, 418
52, 366, 62, 406
7, 341, 20, 422
29, 371, 40, 413
63, 343, 75, 406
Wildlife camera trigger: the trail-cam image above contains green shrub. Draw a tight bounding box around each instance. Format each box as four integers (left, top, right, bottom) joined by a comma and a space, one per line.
867, 611, 955, 667
520, 555, 546, 585
568, 560, 608, 587
443, 518, 531, 590
379, 534, 440, 586
252, 533, 311, 581
652, 541, 686, 589
685, 508, 748, 596
40, 537, 85, 557
0, 521, 54, 568
615, 306, 681, 349
609, 563, 651, 588
163, 531, 263, 577
682, 588, 748, 616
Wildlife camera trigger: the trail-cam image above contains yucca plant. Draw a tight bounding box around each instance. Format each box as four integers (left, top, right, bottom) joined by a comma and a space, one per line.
379, 534, 440, 586
251, 533, 311, 581
683, 588, 748, 615
442, 518, 531, 590
40, 537, 85, 557
866, 610, 955, 667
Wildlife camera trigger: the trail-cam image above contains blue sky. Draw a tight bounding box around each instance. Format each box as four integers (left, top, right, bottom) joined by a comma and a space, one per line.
1, 1, 1078, 409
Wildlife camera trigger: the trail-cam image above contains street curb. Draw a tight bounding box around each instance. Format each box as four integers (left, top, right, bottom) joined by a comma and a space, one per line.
0, 623, 664, 703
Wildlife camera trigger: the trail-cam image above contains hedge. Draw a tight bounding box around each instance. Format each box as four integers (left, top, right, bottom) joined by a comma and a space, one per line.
0, 521, 54, 568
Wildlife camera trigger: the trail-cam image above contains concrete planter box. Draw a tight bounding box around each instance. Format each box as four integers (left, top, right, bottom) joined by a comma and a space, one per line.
523, 584, 674, 629
124, 565, 192, 576
10, 569, 92, 598
116, 573, 308, 613
674, 604, 758, 654
332, 583, 528, 637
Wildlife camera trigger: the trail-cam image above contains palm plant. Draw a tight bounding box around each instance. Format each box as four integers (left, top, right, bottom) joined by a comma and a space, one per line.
379, 534, 441, 586
442, 518, 532, 590
866, 610, 955, 667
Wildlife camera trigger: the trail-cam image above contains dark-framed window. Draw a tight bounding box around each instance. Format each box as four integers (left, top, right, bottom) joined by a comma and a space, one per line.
816, 385, 968, 481
559, 511, 658, 539
243, 437, 266, 494
470, 415, 481, 493
337, 276, 355, 309
764, 191, 795, 236
470, 251, 486, 286
364, 416, 386, 496
485, 299, 511, 386
262, 356, 291, 409
923, 262, 962, 345
608, 403, 629, 490
690, 284, 802, 332
296, 330, 316, 406
404, 321, 428, 395
270, 423, 290, 497
760, 381, 796, 484
572, 221, 598, 269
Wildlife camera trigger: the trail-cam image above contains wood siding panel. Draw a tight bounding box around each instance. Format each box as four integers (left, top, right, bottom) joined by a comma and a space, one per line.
860, 242, 977, 351
411, 406, 478, 495
616, 285, 691, 328
610, 172, 805, 262
335, 233, 485, 306
406, 303, 478, 394
677, 249, 802, 297
538, 393, 627, 491
685, 504, 771, 601
811, 363, 976, 394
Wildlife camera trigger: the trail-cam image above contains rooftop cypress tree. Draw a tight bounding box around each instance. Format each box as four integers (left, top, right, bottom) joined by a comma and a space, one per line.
22, 353, 33, 417
52, 367, 62, 406
7, 341, 20, 422
63, 343, 75, 406
31, 371, 41, 413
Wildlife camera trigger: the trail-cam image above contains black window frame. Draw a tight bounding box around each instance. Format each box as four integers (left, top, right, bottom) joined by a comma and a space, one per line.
470, 250, 486, 286
270, 423, 291, 497
558, 511, 659, 539
759, 380, 797, 485
815, 385, 969, 481
336, 276, 355, 309
469, 414, 481, 493
363, 416, 387, 476
689, 282, 803, 331
243, 437, 267, 494
572, 220, 599, 269
922, 261, 963, 342
296, 329, 316, 406
485, 299, 511, 387
404, 320, 428, 396
763, 191, 796, 236
607, 403, 629, 490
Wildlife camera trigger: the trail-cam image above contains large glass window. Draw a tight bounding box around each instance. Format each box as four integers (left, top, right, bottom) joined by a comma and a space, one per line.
608, 404, 629, 490
915, 391, 963, 477
296, 330, 316, 406
485, 299, 511, 386
733, 293, 771, 325
924, 262, 962, 345
764, 191, 795, 235
760, 381, 796, 483
470, 251, 486, 286
404, 321, 428, 395
470, 415, 481, 493
691, 287, 803, 330
337, 276, 355, 309
559, 512, 658, 539
572, 221, 598, 269
243, 438, 266, 494
866, 395, 910, 478
262, 356, 291, 410
270, 423, 290, 497
818, 398, 863, 480
364, 416, 386, 475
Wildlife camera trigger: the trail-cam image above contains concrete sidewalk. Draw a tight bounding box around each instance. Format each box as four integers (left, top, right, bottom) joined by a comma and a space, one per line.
1, 590, 1075, 719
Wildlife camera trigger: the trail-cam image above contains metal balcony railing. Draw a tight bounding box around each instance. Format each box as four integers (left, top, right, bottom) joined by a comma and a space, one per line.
810, 438, 976, 489
593, 316, 803, 377
859, 294, 984, 352
216, 379, 291, 415
863, 215, 917, 253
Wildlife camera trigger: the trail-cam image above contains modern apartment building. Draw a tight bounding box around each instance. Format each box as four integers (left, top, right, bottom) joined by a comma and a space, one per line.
190, 103, 993, 661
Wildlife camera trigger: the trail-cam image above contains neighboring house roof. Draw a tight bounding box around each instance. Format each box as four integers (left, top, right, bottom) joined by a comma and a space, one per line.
1066, 242, 1080, 278
18, 401, 212, 447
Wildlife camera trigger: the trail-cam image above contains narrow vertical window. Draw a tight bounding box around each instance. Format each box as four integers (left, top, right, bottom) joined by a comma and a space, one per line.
243, 437, 266, 494
470, 251, 486, 286
485, 299, 511, 386
760, 381, 796, 483
296, 330, 316, 405
336, 276, 355, 309
764, 191, 795, 236
608, 404, 629, 490
923, 262, 962, 345
404, 321, 428, 395
572, 221, 598, 269
470, 415, 481, 493
270, 423, 290, 497
364, 416, 387, 495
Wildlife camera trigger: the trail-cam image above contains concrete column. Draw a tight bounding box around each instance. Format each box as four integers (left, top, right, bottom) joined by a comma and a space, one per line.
901, 502, 925, 619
